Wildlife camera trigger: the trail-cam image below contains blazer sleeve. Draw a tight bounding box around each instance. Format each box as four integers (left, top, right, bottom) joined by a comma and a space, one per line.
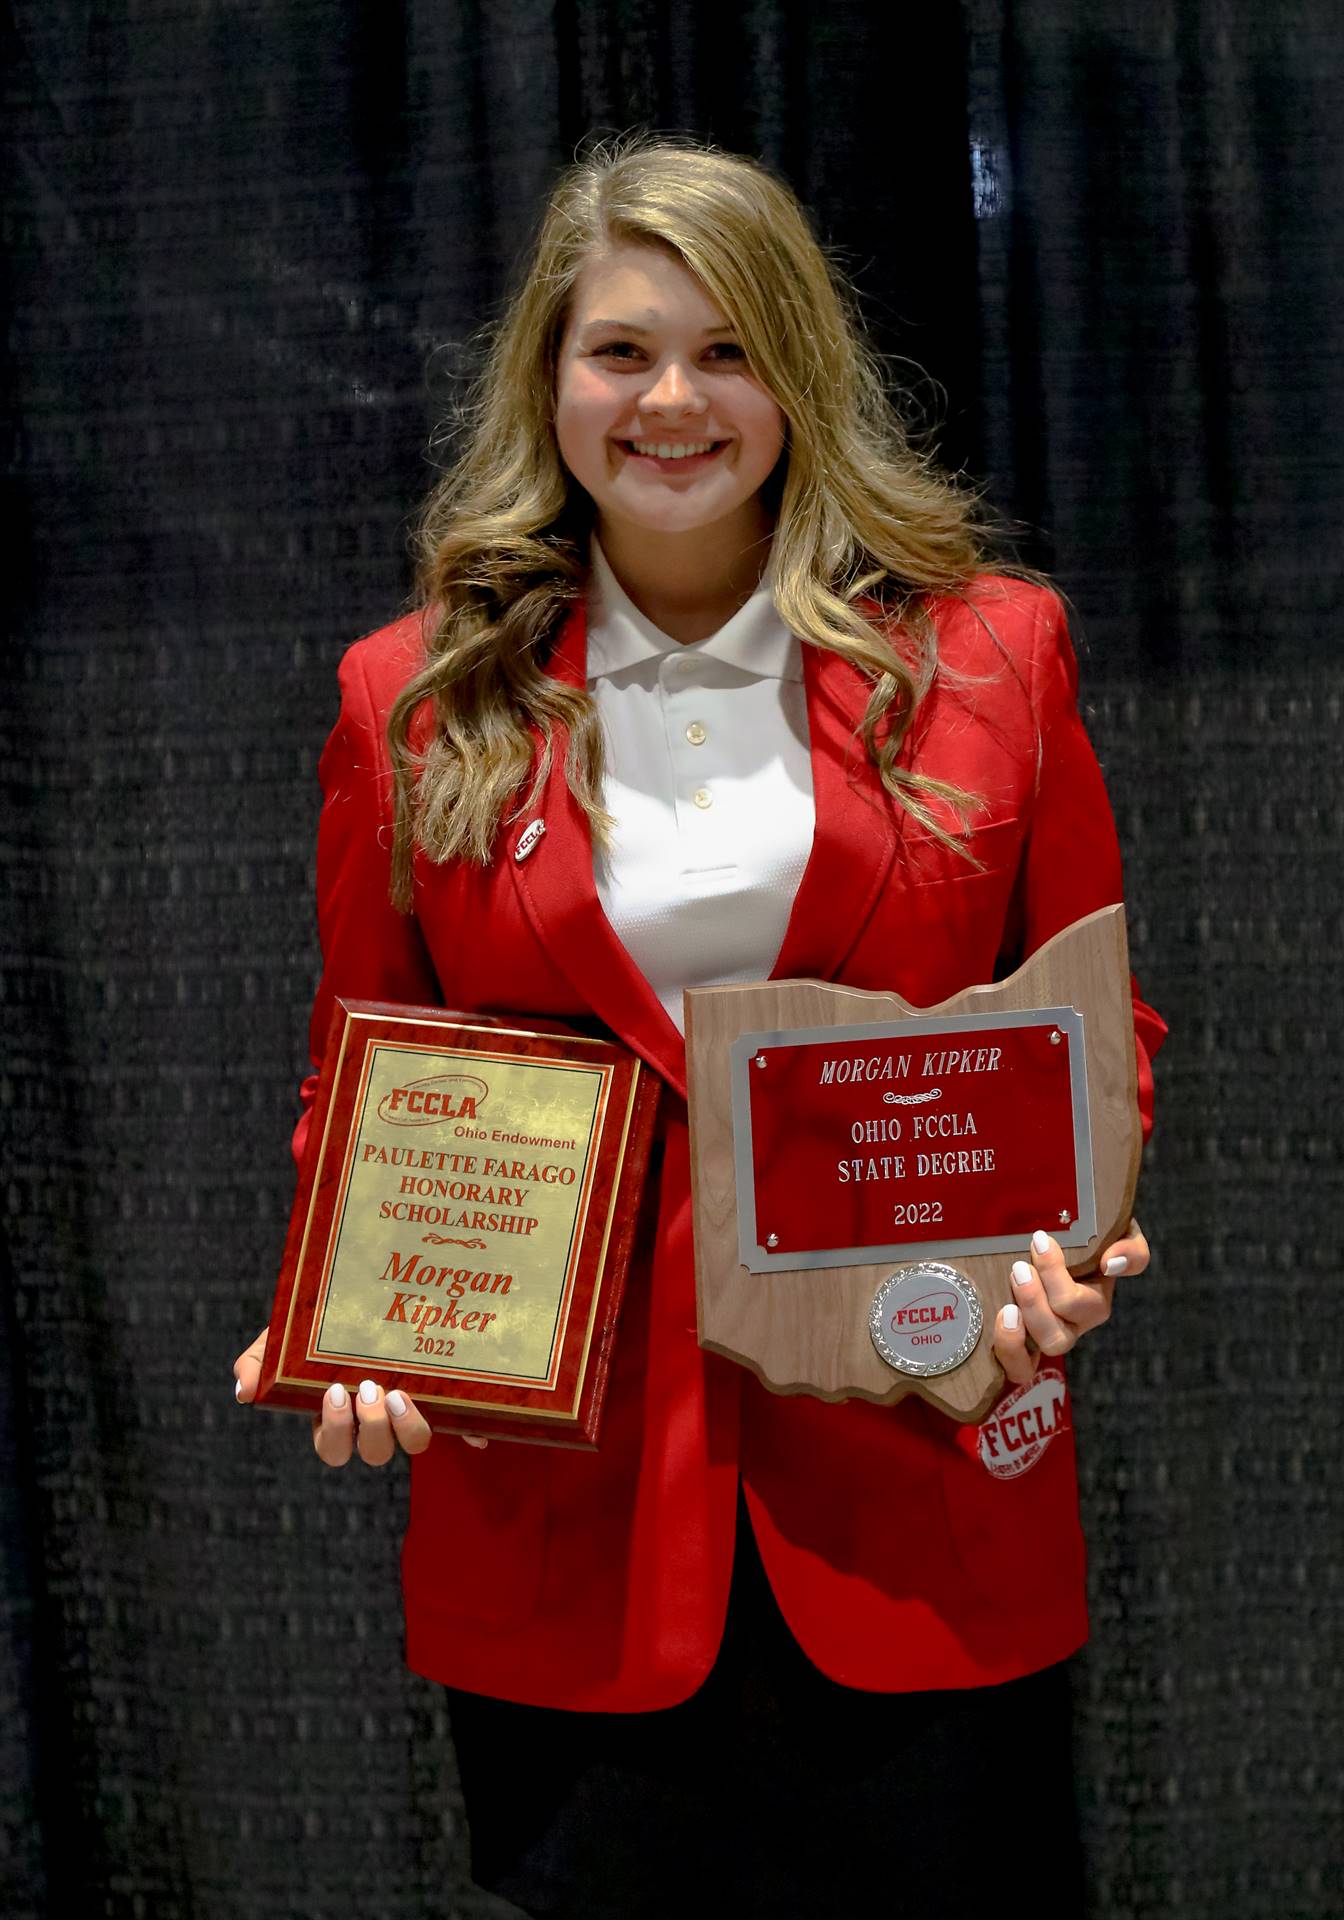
291, 638, 444, 1169
1005, 589, 1168, 1142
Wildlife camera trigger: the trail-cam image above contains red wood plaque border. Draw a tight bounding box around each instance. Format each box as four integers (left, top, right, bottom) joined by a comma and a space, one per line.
254, 1000, 660, 1448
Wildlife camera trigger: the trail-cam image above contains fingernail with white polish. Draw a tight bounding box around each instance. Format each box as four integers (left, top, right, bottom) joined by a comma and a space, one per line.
463, 1435, 489, 1450
1011, 1260, 1035, 1290
1002, 1303, 1021, 1330
329, 1382, 348, 1410
1031, 1230, 1052, 1257
358, 1379, 378, 1405
234, 1378, 243, 1401
1105, 1256, 1128, 1276
386, 1391, 406, 1417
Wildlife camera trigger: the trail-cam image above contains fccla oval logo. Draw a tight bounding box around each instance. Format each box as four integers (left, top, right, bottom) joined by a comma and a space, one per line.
514, 819, 546, 862
977, 1364, 1070, 1480
377, 1073, 489, 1126
890, 1288, 959, 1332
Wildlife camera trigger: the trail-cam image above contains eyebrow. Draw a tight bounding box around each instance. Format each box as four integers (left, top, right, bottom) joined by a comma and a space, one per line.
578, 318, 737, 337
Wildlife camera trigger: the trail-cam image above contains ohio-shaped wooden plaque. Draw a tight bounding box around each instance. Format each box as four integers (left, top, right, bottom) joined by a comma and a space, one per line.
255, 1000, 660, 1447
684, 906, 1142, 1424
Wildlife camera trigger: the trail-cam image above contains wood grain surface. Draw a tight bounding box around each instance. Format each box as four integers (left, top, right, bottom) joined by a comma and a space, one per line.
685, 905, 1141, 1423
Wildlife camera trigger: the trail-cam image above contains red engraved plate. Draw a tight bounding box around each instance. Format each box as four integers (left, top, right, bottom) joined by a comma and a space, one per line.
746, 1017, 1081, 1260
255, 1000, 660, 1448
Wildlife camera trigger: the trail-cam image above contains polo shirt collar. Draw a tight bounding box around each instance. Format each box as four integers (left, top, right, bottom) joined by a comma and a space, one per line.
585, 536, 800, 683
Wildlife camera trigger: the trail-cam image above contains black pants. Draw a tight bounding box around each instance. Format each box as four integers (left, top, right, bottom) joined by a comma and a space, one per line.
446, 1494, 1085, 1918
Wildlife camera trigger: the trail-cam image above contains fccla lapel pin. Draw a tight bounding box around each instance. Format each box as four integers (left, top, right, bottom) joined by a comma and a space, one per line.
514, 819, 546, 863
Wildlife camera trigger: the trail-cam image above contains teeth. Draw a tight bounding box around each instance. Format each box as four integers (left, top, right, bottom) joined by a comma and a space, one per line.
630, 440, 716, 459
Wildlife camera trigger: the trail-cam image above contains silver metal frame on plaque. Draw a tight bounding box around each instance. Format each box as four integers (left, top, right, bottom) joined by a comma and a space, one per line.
728, 1006, 1096, 1275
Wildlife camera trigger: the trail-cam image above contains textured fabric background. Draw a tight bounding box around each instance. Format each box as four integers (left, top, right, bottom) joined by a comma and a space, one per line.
3, 3, 1341, 1915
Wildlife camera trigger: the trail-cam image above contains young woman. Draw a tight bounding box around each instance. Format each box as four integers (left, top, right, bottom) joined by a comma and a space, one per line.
236, 136, 1166, 1916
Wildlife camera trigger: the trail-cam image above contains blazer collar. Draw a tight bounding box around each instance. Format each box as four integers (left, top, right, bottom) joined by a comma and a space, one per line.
508, 601, 898, 1100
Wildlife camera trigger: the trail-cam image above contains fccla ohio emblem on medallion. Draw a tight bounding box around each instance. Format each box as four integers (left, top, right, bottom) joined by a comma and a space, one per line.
868, 1263, 984, 1378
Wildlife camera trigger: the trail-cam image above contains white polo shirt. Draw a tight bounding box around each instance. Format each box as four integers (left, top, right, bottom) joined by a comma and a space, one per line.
586, 538, 816, 1034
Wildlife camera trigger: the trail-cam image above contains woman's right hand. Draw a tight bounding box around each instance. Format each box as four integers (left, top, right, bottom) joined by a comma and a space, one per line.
233, 1330, 482, 1465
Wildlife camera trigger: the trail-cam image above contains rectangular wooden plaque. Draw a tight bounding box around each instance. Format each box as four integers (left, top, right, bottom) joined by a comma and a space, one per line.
254, 999, 660, 1447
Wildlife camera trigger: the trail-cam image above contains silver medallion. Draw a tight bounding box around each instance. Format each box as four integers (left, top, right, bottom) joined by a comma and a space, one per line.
869, 1262, 984, 1377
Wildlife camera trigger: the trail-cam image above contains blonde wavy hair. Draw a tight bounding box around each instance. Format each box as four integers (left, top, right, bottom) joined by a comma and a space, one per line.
388, 132, 1005, 908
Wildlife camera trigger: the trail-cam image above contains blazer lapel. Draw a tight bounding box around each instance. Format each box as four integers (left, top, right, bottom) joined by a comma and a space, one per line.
508, 603, 692, 1097
770, 640, 899, 981
508, 602, 902, 1099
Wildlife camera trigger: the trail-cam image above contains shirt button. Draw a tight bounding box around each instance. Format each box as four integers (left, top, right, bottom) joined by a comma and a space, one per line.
685, 721, 708, 746
692, 787, 713, 810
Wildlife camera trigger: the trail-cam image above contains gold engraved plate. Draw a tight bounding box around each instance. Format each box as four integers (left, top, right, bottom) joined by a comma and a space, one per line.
308, 1041, 609, 1388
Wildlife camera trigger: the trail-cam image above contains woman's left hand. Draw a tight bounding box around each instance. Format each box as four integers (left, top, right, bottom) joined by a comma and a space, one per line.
991, 1221, 1149, 1386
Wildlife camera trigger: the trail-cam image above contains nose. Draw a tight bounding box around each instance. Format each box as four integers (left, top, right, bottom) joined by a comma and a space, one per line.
638, 357, 708, 416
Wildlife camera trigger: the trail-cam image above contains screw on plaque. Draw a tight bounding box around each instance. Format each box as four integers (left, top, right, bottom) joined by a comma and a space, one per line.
765, 1233, 779, 1249
1058, 1209, 1071, 1225
754, 1053, 767, 1068
1049, 1029, 1062, 1045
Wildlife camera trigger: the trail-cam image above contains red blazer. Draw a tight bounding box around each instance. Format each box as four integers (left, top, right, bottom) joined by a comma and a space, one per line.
294, 575, 1167, 1710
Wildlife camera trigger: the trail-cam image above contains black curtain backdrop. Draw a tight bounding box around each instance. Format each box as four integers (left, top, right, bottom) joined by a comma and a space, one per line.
4, 4, 1342, 1915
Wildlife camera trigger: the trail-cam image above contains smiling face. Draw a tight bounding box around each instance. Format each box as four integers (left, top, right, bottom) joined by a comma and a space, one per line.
553, 243, 787, 550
